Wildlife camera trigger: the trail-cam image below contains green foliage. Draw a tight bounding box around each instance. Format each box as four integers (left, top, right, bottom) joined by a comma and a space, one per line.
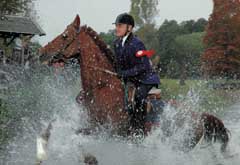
156, 19, 207, 79
160, 79, 239, 114
180, 18, 208, 33
192, 18, 208, 32
173, 32, 205, 78
156, 20, 184, 76
160, 79, 194, 99
99, 30, 116, 50
175, 32, 205, 54
0, 0, 33, 15
129, 0, 159, 27
135, 23, 159, 50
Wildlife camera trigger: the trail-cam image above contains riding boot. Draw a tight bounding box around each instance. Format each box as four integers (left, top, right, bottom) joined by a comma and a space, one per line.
128, 83, 157, 135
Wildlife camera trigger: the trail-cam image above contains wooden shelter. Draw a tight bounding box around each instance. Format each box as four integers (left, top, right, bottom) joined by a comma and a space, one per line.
0, 15, 45, 65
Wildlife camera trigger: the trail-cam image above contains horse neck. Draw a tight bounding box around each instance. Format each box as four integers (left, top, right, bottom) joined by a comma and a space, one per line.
78, 28, 122, 94
78, 28, 125, 121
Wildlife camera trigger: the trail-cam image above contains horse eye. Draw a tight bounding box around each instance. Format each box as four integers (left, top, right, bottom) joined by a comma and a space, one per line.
62, 33, 68, 39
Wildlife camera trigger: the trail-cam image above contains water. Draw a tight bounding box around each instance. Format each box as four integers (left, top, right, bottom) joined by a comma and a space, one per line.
1, 65, 240, 165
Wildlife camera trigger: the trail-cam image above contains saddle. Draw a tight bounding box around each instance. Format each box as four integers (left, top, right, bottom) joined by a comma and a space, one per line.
126, 83, 164, 117
126, 83, 164, 133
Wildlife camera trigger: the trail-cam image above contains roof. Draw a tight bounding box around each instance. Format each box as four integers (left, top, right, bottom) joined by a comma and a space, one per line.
0, 15, 46, 36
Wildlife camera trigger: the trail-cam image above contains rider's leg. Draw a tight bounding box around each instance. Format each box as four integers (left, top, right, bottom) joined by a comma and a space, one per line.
130, 84, 154, 131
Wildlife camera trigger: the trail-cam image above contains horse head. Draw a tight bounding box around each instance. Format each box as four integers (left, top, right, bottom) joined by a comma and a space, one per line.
40, 15, 81, 64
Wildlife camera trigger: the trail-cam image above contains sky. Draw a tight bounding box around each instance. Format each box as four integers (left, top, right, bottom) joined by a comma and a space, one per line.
35, 0, 213, 45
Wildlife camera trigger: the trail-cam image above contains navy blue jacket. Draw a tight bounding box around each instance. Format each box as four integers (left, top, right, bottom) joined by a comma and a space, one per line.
113, 33, 160, 85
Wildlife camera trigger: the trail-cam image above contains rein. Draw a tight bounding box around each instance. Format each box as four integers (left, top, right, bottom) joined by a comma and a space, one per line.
87, 65, 117, 76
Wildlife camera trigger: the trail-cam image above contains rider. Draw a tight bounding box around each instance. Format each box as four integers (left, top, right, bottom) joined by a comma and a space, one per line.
112, 13, 160, 132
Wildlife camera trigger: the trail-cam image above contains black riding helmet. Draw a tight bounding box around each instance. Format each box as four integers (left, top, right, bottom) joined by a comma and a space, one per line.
113, 13, 135, 27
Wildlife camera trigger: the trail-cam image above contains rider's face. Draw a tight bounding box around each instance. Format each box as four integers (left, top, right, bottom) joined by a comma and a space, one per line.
115, 24, 132, 37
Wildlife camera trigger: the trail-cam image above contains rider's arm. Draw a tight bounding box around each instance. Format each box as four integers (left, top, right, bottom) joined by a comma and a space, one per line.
120, 41, 150, 78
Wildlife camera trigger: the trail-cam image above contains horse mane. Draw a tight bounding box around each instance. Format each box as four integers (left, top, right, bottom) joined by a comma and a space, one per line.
81, 25, 115, 67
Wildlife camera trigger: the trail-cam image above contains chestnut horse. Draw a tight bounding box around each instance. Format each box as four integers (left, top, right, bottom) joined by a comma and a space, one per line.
40, 15, 230, 152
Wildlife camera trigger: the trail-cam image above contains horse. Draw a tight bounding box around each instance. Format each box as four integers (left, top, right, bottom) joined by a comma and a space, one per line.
40, 15, 230, 153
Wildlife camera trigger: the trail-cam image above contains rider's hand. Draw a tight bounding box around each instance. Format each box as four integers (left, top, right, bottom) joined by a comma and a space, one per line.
117, 70, 125, 79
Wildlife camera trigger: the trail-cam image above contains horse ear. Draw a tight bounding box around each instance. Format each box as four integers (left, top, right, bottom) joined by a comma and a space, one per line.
73, 14, 81, 28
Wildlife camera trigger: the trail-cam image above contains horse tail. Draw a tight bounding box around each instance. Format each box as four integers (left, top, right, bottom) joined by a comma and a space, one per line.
201, 113, 230, 153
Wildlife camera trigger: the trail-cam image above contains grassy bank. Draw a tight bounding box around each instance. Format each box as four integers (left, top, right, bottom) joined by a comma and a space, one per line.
160, 79, 240, 114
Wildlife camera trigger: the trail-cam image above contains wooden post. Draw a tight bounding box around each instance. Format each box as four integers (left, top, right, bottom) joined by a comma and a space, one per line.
21, 46, 24, 66
21, 35, 33, 66
2, 38, 7, 65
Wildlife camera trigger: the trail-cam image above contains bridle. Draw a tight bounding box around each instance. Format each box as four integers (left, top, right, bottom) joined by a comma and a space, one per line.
50, 26, 81, 63
49, 25, 116, 76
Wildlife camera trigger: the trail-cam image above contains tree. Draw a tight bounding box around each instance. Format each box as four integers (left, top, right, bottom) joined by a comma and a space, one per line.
180, 19, 196, 34
202, 0, 240, 79
0, 0, 34, 15
193, 18, 208, 32
135, 24, 158, 50
174, 32, 205, 85
156, 20, 184, 77
180, 18, 208, 34
129, 0, 159, 28
99, 30, 116, 50
156, 19, 206, 80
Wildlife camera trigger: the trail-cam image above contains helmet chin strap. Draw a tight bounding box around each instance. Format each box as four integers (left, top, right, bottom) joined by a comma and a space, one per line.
122, 25, 131, 38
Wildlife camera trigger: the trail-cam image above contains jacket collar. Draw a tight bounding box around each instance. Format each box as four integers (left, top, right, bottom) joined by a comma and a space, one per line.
122, 33, 129, 46
124, 32, 133, 46
115, 32, 134, 49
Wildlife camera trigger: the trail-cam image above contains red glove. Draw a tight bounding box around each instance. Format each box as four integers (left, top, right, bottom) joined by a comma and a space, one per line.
136, 50, 155, 58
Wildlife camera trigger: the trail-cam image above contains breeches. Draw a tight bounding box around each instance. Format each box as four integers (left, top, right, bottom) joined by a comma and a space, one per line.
130, 83, 157, 130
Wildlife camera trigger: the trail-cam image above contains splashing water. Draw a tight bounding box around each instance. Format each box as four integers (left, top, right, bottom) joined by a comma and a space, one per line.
1, 65, 240, 165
